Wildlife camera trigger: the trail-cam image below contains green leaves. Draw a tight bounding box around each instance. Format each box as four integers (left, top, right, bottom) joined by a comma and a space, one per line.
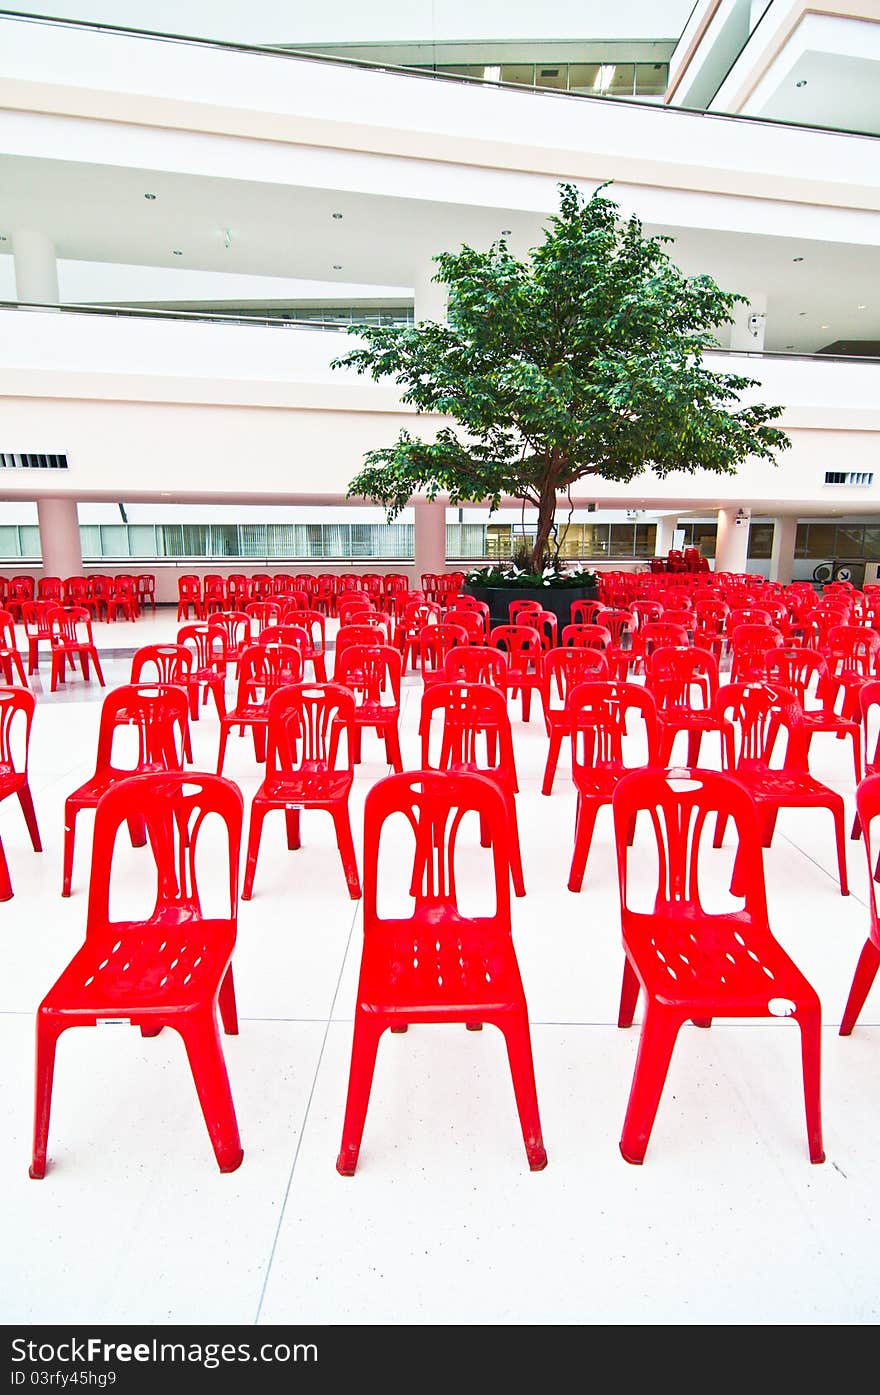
334, 180, 790, 567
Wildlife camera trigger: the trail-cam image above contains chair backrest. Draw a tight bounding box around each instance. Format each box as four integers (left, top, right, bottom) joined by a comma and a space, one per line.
636, 621, 690, 658
630, 600, 664, 627
63, 576, 90, 605
233, 642, 303, 703
130, 644, 193, 686
612, 766, 769, 926
337, 594, 374, 624
489, 624, 543, 669
560, 622, 613, 651
48, 604, 94, 644
714, 681, 806, 771
280, 588, 310, 611
419, 681, 517, 785
248, 575, 274, 600
825, 624, 880, 676
508, 599, 544, 623
644, 643, 719, 711
763, 646, 832, 708
136, 573, 156, 598
0, 609, 19, 650
244, 599, 282, 631
337, 622, 392, 663
598, 608, 636, 646
225, 574, 249, 606
264, 682, 356, 775
37, 576, 63, 602
85, 771, 243, 937
21, 600, 55, 636
283, 608, 326, 655
569, 599, 607, 626
0, 684, 35, 774
419, 622, 469, 674
177, 574, 201, 601
444, 609, 487, 644
443, 646, 509, 687
400, 600, 442, 632
91, 683, 190, 779
334, 642, 402, 707
177, 623, 227, 670
9, 575, 35, 601
566, 680, 661, 772
207, 611, 252, 652
362, 769, 512, 929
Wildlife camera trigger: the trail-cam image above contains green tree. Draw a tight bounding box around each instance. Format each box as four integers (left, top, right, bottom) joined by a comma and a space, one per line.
333, 182, 790, 574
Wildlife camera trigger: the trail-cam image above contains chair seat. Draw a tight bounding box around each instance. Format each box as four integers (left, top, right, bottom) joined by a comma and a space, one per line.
358, 914, 528, 1020
355, 699, 400, 724
733, 766, 844, 808
40, 919, 235, 1017
625, 907, 817, 1010
68, 762, 170, 810
258, 770, 354, 803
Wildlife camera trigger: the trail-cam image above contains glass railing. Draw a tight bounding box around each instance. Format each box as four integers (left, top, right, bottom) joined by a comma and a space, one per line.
1, 8, 877, 139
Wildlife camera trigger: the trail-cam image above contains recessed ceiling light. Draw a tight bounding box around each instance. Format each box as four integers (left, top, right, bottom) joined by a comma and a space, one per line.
857, 304, 867, 310
172, 249, 183, 256
793, 256, 804, 263
0, 234, 6, 242
332, 264, 342, 270
331, 212, 343, 220
144, 192, 156, 200
798, 311, 806, 316
796, 79, 807, 88
820, 324, 829, 329
501, 229, 512, 235
785, 344, 795, 349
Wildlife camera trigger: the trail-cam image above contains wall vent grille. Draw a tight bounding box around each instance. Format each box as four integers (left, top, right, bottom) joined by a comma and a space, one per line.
0, 453, 69, 470
824, 470, 873, 486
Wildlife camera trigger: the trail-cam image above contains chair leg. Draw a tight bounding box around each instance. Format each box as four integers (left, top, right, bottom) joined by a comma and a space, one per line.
541, 729, 563, 796
839, 938, 880, 1035
617, 958, 640, 1028
29, 1015, 65, 1179
830, 800, 850, 896
567, 798, 599, 893
62, 804, 77, 897
336, 1014, 385, 1176
216, 721, 229, 775
127, 813, 147, 848
177, 1012, 243, 1172
0, 835, 12, 901
331, 805, 362, 899
285, 807, 301, 850
383, 723, 403, 774
218, 966, 239, 1035
796, 1002, 825, 1163
252, 725, 267, 763
619, 1001, 683, 1165
241, 802, 268, 900
17, 783, 42, 852
504, 793, 526, 898
497, 1013, 548, 1170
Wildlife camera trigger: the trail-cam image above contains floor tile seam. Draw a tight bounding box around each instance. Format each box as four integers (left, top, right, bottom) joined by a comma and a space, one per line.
252, 891, 362, 1325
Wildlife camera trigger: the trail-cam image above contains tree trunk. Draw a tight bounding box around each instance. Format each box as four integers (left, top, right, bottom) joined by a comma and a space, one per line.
529, 486, 559, 573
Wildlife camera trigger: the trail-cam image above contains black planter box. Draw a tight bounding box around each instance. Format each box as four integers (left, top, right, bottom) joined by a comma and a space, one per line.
463, 582, 599, 632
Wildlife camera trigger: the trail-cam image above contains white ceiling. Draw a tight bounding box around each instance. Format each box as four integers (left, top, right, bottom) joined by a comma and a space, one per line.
0, 150, 877, 354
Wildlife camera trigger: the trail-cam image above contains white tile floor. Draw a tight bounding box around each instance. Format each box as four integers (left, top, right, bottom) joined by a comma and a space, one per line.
2, 608, 879, 1326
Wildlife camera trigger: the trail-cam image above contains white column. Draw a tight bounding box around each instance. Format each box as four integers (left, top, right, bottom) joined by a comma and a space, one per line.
715, 506, 750, 574
37, 498, 82, 577
729, 291, 767, 351
654, 514, 678, 556
413, 262, 448, 324
769, 515, 798, 584
12, 228, 59, 306
413, 498, 447, 586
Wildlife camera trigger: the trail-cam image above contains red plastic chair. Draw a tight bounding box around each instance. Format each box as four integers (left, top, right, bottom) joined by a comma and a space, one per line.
202, 574, 227, 616
176, 624, 228, 723
569, 599, 607, 626
244, 599, 282, 633
207, 610, 252, 676
63, 576, 90, 607
130, 643, 194, 760
0, 686, 42, 900
242, 683, 361, 901
37, 576, 63, 604
106, 575, 139, 623
47, 605, 105, 693
30, 770, 245, 1178
380, 573, 410, 616
443, 646, 509, 690
279, 588, 310, 613
442, 608, 486, 645
516, 607, 558, 652
713, 682, 849, 897
566, 680, 661, 892
6, 575, 35, 623
561, 622, 613, 654
337, 594, 374, 625
225, 574, 249, 610
335, 768, 547, 1176
727, 621, 783, 684
314, 574, 339, 618
61, 683, 190, 897
840, 773, 880, 1034
395, 601, 442, 674
216, 643, 303, 774
508, 599, 544, 624
539, 646, 610, 796
135, 573, 156, 612
281, 607, 328, 682
822, 625, 880, 721
0, 610, 27, 686
418, 622, 469, 687
335, 620, 393, 677
489, 624, 544, 722
176, 574, 203, 621
691, 597, 731, 662
763, 645, 861, 785
21, 601, 55, 677
419, 681, 525, 896
644, 644, 730, 768
333, 642, 403, 772
420, 572, 441, 604
248, 574, 274, 602
612, 766, 824, 1165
